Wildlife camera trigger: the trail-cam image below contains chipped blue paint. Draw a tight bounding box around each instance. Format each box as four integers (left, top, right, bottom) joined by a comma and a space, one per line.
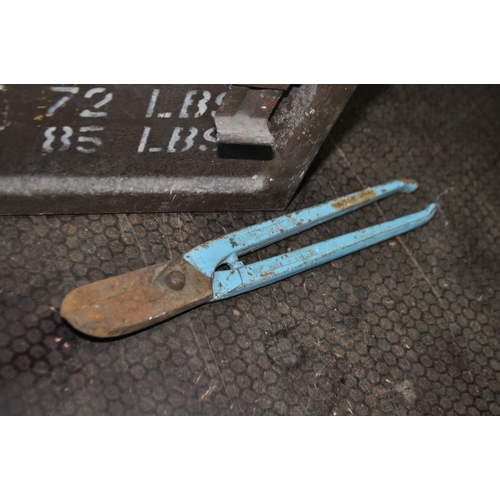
211, 204, 436, 300
183, 180, 436, 301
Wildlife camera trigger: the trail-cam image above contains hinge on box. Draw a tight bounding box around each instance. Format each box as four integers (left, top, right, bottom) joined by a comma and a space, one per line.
214, 85, 291, 148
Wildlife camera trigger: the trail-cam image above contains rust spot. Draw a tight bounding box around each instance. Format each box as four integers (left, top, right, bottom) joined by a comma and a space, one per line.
261, 271, 276, 279
402, 178, 417, 185
331, 188, 376, 211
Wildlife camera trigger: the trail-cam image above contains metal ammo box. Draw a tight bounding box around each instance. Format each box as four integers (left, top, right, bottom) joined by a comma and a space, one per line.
0, 84, 356, 214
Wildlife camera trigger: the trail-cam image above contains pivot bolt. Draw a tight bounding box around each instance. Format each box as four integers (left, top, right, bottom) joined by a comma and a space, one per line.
165, 270, 186, 290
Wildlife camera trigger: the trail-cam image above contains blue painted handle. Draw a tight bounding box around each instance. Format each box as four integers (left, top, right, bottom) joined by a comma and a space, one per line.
185, 179, 419, 277
211, 204, 437, 301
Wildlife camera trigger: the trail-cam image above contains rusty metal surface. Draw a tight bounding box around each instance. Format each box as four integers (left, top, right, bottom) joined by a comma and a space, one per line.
1, 85, 500, 415
61, 257, 213, 338
0, 84, 356, 215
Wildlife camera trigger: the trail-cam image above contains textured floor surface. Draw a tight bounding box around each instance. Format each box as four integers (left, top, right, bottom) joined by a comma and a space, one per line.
1, 84, 499, 416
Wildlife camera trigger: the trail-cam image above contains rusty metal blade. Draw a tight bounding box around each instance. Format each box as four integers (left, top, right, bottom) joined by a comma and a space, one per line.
60, 258, 213, 338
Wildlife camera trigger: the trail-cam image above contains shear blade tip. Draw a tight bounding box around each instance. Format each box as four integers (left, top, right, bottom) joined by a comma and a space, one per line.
427, 203, 438, 214
400, 179, 419, 193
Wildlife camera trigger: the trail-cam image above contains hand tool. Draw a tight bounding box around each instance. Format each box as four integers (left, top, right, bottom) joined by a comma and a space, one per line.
60, 180, 436, 338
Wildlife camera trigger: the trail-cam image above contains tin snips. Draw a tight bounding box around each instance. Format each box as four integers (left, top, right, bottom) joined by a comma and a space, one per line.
61, 180, 436, 338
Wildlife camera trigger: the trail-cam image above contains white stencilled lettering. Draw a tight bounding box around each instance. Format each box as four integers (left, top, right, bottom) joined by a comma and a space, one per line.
137, 126, 206, 153
211, 92, 226, 117
42, 127, 56, 152
137, 88, 226, 153
60, 126, 73, 151
138, 126, 151, 153
40, 87, 229, 155
194, 91, 211, 118
146, 88, 173, 118
79, 126, 104, 133
42, 86, 111, 154
42, 126, 74, 153
77, 126, 105, 153
168, 127, 183, 152
203, 127, 218, 143
179, 91, 197, 118
136, 125, 164, 153
181, 127, 198, 152
77, 136, 103, 153
80, 87, 113, 118
137, 125, 162, 153
146, 89, 160, 118
46, 86, 80, 117
42, 125, 105, 154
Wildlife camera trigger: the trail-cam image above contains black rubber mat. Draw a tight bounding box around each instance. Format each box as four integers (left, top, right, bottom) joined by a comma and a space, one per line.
1, 85, 499, 415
